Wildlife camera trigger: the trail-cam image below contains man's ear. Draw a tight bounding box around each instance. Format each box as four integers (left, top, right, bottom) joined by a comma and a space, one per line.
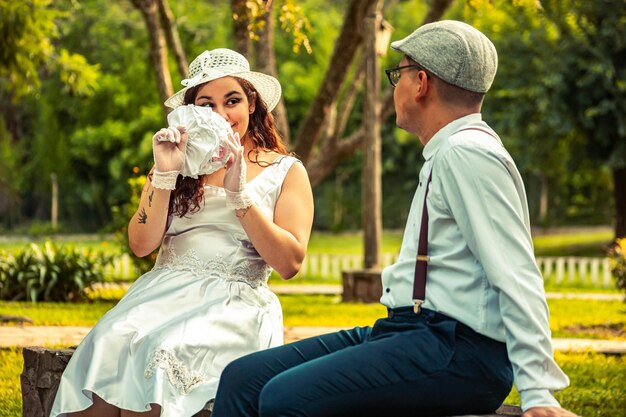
413, 71, 429, 103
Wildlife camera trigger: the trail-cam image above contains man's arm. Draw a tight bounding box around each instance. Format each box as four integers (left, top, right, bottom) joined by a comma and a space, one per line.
437, 143, 570, 411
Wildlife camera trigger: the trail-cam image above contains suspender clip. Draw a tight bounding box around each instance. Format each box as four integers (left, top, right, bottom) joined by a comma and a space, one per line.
413, 299, 424, 314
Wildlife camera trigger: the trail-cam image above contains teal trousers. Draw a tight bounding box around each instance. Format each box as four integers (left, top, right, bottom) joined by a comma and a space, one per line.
211, 307, 513, 417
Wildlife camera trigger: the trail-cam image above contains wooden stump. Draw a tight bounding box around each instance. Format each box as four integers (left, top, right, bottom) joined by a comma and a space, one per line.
342, 268, 382, 303
21, 346, 75, 417
21, 347, 521, 417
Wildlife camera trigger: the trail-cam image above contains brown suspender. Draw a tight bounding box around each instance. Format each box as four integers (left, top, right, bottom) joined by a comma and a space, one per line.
412, 127, 498, 314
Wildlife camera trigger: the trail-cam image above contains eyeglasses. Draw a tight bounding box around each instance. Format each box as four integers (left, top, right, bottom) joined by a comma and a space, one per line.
385, 64, 429, 88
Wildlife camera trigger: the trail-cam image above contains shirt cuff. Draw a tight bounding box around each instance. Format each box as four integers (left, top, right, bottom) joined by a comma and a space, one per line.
520, 388, 561, 411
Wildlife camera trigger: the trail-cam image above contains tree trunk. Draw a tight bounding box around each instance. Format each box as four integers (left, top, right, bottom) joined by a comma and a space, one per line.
362, 0, 383, 269
231, 0, 251, 57
304, 0, 453, 186
293, 0, 375, 163
422, 0, 455, 24
614, 167, 626, 239
131, 0, 173, 121
255, 1, 291, 143
157, 0, 188, 79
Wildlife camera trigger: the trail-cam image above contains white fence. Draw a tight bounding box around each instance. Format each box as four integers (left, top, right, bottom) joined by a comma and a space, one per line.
105, 253, 616, 288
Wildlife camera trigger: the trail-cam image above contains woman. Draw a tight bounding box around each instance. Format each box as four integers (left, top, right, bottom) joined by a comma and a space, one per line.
50, 48, 314, 417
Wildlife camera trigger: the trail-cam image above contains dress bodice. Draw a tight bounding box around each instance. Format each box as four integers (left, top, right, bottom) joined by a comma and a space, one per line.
154, 156, 299, 287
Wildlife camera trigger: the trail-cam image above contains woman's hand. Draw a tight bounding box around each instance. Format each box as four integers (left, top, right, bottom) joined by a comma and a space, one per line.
151, 126, 188, 190
223, 132, 253, 211
223, 132, 246, 193
152, 126, 188, 173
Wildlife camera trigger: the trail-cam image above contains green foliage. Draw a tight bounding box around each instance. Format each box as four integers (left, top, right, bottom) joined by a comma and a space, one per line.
0, 241, 113, 302
0, 0, 61, 98
278, 0, 312, 54
0, 0, 621, 234
503, 352, 626, 417
610, 238, 626, 298
457, 1, 618, 227
0, 0, 100, 100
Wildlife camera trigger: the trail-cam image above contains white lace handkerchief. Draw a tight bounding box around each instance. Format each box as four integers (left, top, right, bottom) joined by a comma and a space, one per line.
167, 105, 233, 178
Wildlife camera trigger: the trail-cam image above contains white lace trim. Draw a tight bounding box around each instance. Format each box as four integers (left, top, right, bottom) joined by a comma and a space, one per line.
154, 247, 272, 288
145, 349, 206, 395
225, 188, 254, 210
152, 170, 179, 190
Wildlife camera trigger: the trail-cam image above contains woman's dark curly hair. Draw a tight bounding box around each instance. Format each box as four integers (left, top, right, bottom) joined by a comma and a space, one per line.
167, 76, 287, 217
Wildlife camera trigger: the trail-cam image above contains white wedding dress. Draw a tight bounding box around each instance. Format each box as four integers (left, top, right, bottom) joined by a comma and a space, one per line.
50, 156, 299, 417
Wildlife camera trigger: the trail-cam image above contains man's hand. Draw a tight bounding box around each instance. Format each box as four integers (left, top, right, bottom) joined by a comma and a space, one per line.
523, 406, 581, 417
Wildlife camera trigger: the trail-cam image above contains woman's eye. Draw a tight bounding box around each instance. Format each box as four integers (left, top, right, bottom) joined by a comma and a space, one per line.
227, 98, 241, 106
198, 102, 213, 108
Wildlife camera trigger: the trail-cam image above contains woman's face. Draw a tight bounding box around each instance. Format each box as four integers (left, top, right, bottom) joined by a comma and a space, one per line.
194, 77, 255, 141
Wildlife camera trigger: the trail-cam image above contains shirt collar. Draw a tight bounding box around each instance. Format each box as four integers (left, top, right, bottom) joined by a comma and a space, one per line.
422, 113, 483, 161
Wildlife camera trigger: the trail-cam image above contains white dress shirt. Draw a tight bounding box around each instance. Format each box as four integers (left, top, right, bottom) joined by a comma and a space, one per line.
380, 113, 570, 411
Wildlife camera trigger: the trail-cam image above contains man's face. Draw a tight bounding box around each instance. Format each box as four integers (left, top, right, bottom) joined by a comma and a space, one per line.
392, 57, 419, 133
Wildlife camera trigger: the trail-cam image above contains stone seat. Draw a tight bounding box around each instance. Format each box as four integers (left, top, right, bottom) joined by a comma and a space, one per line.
21, 346, 522, 417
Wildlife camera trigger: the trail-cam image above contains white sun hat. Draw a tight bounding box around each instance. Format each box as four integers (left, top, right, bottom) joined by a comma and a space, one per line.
164, 48, 282, 111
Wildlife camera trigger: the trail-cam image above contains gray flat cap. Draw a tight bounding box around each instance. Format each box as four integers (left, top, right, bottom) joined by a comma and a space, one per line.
391, 20, 497, 93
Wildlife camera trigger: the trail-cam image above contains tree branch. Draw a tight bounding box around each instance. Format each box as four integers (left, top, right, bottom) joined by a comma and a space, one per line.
422, 0, 455, 24
293, 0, 376, 163
231, 0, 251, 57
157, 0, 188, 79
131, 0, 173, 121
308, 127, 365, 187
254, 1, 291, 143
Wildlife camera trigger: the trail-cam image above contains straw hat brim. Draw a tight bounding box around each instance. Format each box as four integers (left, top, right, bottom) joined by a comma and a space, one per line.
164, 71, 281, 112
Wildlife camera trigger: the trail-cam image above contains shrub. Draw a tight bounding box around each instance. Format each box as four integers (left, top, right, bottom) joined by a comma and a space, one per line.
0, 241, 114, 302
609, 238, 626, 301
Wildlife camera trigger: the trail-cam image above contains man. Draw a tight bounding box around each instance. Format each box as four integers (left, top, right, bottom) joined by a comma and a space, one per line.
210, 20, 579, 417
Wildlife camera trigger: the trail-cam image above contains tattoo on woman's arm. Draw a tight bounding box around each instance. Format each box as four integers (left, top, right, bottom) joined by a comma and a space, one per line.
138, 207, 148, 224
148, 190, 154, 207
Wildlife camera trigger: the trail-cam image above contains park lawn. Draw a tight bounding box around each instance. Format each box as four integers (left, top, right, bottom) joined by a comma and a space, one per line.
0, 348, 623, 417
502, 352, 626, 417
0, 227, 615, 257
532, 229, 614, 257
0, 237, 117, 254
1, 295, 624, 339
0, 348, 20, 417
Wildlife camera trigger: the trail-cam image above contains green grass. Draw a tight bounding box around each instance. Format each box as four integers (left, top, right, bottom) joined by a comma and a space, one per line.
502, 352, 626, 417
532, 229, 614, 257
0, 348, 622, 417
0, 348, 21, 417
0, 237, 119, 254
0, 227, 615, 257
0, 302, 116, 326
1, 296, 624, 339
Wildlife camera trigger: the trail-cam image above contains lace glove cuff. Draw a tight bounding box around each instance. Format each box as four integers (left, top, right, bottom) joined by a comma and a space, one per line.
225, 188, 254, 210
152, 170, 179, 190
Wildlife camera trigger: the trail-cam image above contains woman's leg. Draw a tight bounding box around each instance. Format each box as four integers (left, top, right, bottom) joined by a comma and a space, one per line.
65, 395, 162, 417
66, 394, 120, 417
120, 404, 161, 417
